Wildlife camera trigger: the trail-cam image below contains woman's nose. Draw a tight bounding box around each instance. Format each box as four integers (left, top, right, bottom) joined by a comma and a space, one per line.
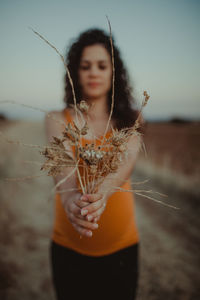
89, 65, 99, 76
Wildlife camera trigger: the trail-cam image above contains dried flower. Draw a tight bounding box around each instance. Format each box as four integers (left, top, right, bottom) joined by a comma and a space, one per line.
78, 100, 90, 113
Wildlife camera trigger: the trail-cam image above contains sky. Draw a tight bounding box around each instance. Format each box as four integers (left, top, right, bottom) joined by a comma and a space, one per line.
0, 0, 199, 121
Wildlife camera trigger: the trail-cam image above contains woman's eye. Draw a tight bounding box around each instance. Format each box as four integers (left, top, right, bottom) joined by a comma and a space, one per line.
99, 65, 107, 70
80, 65, 90, 70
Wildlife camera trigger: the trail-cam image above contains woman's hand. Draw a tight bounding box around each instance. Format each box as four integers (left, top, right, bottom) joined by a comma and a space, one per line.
61, 193, 102, 238
79, 194, 107, 224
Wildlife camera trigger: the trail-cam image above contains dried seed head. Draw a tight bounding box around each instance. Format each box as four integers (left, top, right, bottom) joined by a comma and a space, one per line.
133, 120, 140, 130
118, 144, 126, 152
80, 122, 89, 135
143, 91, 150, 107
110, 162, 118, 172
108, 129, 128, 147
89, 165, 98, 174
96, 151, 105, 159
111, 137, 122, 146
40, 133, 75, 177
79, 145, 105, 165
78, 100, 90, 113
63, 123, 79, 142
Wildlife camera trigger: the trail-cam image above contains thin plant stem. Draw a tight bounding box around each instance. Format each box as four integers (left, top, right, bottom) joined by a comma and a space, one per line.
0, 131, 49, 150
29, 27, 78, 122
82, 163, 87, 193
52, 166, 77, 191
75, 161, 86, 194
0, 100, 66, 127
135, 192, 179, 209
101, 16, 115, 145
2, 174, 46, 182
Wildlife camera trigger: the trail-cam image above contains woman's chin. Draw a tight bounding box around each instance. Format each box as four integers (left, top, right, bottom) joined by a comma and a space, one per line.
84, 93, 105, 101
83, 90, 109, 101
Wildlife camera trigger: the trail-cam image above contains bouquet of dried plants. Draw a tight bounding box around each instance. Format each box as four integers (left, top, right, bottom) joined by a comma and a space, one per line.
40, 94, 149, 195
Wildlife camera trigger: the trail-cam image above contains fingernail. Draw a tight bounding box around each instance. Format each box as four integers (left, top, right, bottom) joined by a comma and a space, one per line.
81, 209, 88, 216
87, 215, 93, 221
86, 231, 92, 237
93, 223, 98, 229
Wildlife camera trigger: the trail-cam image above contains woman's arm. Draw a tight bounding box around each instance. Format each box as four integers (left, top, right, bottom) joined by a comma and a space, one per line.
45, 111, 100, 237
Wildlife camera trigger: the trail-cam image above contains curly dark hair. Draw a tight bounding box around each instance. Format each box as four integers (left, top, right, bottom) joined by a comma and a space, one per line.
64, 28, 138, 130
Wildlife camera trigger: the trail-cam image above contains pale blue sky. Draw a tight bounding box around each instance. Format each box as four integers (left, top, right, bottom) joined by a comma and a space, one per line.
0, 0, 199, 120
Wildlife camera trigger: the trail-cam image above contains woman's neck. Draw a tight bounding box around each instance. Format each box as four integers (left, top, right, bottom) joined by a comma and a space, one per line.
87, 96, 108, 120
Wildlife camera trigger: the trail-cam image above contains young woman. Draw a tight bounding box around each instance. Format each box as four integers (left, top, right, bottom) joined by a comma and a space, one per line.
45, 28, 142, 300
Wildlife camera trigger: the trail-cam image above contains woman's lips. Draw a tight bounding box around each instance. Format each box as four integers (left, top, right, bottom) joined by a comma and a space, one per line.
87, 82, 101, 88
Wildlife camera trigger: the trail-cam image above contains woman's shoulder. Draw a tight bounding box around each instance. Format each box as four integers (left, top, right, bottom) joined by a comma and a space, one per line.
44, 107, 76, 130
45, 109, 69, 126
45, 110, 64, 120
44, 110, 67, 141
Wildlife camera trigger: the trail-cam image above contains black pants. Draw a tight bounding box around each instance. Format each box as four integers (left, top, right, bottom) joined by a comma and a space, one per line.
50, 241, 139, 300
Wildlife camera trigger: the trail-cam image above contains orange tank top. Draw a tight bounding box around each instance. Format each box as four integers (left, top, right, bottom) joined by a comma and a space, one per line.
52, 109, 139, 256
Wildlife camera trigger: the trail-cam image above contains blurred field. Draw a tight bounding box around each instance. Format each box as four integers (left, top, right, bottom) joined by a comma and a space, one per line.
143, 122, 200, 174
137, 121, 200, 196
0, 120, 200, 299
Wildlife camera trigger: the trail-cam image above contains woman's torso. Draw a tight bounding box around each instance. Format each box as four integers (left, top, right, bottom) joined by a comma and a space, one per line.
52, 108, 139, 256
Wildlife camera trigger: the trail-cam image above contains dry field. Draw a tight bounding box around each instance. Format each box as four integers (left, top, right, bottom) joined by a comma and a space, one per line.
0, 120, 200, 299
137, 121, 200, 195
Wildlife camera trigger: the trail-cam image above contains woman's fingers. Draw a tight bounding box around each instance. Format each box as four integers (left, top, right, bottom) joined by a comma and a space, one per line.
81, 195, 106, 215
75, 197, 89, 208
81, 199, 102, 216
73, 194, 103, 217
86, 203, 106, 221
68, 201, 81, 217
86, 194, 103, 202
74, 194, 101, 210
64, 194, 102, 237
78, 194, 102, 204
68, 212, 98, 231
93, 216, 100, 223
68, 193, 105, 225
72, 223, 93, 238
76, 216, 99, 230
69, 198, 88, 217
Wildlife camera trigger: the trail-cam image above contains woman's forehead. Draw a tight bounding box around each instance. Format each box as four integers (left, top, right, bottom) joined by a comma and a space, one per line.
80, 44, 110, 62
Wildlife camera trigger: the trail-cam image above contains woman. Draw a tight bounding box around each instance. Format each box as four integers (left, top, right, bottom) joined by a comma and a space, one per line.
45, 28, 142, 300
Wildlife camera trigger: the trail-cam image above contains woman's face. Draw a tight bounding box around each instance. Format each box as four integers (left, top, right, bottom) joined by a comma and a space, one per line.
78, 44, 112, 100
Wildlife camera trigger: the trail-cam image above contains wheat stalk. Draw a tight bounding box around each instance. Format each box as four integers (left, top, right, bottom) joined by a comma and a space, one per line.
101, 16, 115, 144
29, 27, 79, 123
